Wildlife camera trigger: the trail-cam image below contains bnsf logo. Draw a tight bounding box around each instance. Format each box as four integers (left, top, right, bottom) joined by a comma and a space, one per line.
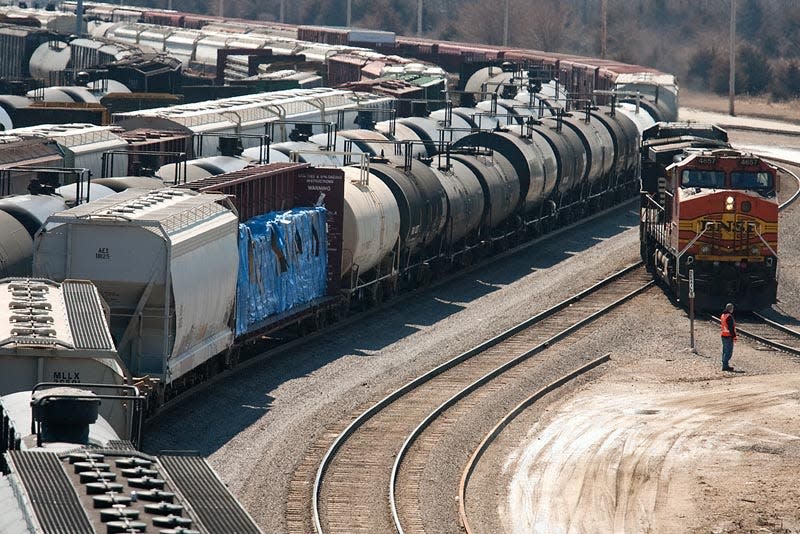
699, 220, 755, 232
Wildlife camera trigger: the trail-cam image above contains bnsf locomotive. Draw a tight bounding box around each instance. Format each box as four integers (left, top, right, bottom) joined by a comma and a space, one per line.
640, 123, 778, 311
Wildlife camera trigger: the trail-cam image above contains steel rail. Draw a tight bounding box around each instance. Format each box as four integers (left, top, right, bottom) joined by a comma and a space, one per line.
148, 200, 639, 429
311, 261, 650, 534
392, 275, 652, 533
456, 353, 611, 534
775, 162, 800, 210
752, 311, 800, 337
709, 313, 800, 356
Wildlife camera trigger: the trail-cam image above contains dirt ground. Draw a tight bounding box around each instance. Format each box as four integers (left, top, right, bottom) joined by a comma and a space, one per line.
503, 351, 800, 534
681, 90, 800, 125
499, 94, 800, 534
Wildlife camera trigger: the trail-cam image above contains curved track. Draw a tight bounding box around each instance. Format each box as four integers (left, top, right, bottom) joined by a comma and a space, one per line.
728, 312, 800, 356
457, 353, 611, 534
701, 157, 800, 354
774, 161, 800, 209
309, 263, 653, 534
146, 199, 638, 428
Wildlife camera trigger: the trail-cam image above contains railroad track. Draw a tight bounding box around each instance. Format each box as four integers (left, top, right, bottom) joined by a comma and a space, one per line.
775, 161, 800, 209
700, 159, 800, 354
146, 198, 639, 428
457, 353, 611, 534
721, 312, 800, 356
307, 262, 654, 534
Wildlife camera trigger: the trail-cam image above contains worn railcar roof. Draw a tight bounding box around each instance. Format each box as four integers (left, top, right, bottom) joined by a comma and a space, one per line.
114, 87, 393, 129
615, 72, 677, 88
0, 278, 115, 355
4, 448, 264, 534
5, 123, 127, 151
0, 137, 63, 166
49, 187, 234, 236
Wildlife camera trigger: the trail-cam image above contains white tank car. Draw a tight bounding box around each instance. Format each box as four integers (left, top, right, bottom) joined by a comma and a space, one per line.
341, 166, 401, 278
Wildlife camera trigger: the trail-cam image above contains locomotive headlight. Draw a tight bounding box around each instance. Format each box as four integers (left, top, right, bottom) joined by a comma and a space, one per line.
701, 245, 711, 254
741, 200, 752, 213
751, 246, 760, 255
725, 196, 735, 211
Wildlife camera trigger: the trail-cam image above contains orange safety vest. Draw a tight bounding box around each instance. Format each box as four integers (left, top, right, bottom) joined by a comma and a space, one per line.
721, 312, 734, 337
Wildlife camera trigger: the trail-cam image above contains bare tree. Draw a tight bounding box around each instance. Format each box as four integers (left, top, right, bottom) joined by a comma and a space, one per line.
512, 0, 570, 52
453, 1, 507, 45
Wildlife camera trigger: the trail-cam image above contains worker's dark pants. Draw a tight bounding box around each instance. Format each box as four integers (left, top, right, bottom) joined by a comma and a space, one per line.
721, 336, 734, 368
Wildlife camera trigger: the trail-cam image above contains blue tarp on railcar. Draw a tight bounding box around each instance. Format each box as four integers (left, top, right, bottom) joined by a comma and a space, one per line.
236, 207, 327, 336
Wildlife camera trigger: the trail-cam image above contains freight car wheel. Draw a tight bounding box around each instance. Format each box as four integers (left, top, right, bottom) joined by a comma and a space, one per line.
381, 277, 397, 300
224, 346, 241, 369
417, 263, 433, 287
371, 282, 384, 304
460, 250, 474, 269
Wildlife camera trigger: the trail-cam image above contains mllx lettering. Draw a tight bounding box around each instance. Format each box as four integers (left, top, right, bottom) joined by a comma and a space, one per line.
52, 371, 80, 383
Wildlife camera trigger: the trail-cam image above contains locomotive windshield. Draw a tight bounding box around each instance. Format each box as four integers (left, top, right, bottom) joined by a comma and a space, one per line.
681, 170, 725, 188
730, 171, 773, 191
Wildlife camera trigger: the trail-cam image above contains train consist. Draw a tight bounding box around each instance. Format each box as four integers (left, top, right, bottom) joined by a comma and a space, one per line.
640, 123, 779, 310
0, 276, 264, 533
0, 2, 677, 119
28, 80, 665, 401
0, 0, 681, 404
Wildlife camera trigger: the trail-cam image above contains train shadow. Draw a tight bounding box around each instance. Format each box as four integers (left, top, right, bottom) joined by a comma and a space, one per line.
757, 307, 800, 327
142, 204, 639, 456
465, 205, 639, 288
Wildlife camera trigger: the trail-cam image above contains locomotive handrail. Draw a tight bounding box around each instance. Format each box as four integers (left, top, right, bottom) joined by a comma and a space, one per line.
675, 222, 713, 267
751, 225, 778, 259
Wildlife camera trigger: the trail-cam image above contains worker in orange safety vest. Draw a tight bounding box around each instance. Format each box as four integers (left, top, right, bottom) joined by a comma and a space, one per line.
721, 302, 737, 371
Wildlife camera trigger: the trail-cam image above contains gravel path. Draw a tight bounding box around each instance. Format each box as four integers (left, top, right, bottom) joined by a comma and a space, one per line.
471, 120, 800, 534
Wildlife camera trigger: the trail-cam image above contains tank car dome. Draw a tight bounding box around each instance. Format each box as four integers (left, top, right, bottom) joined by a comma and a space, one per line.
156, 156, 250, 184
615, 102, 657, 136
52, 86, 101, 104
271, 141, 341, 166
29, 40, 70, 81
0, 95, 33, 115
91, 176, 165, 191
86, 79, 131, 96
0, 211, 34, 277
26, 87, 74, 103
0, 106, 13, 131
0, 194, 66, 237
241, 146, 291, 164
55, 182, 117, 206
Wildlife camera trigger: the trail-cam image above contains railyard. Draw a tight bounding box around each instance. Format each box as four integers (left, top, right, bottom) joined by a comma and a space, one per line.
0, 1, 798, 532
140, 112, 800, 534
